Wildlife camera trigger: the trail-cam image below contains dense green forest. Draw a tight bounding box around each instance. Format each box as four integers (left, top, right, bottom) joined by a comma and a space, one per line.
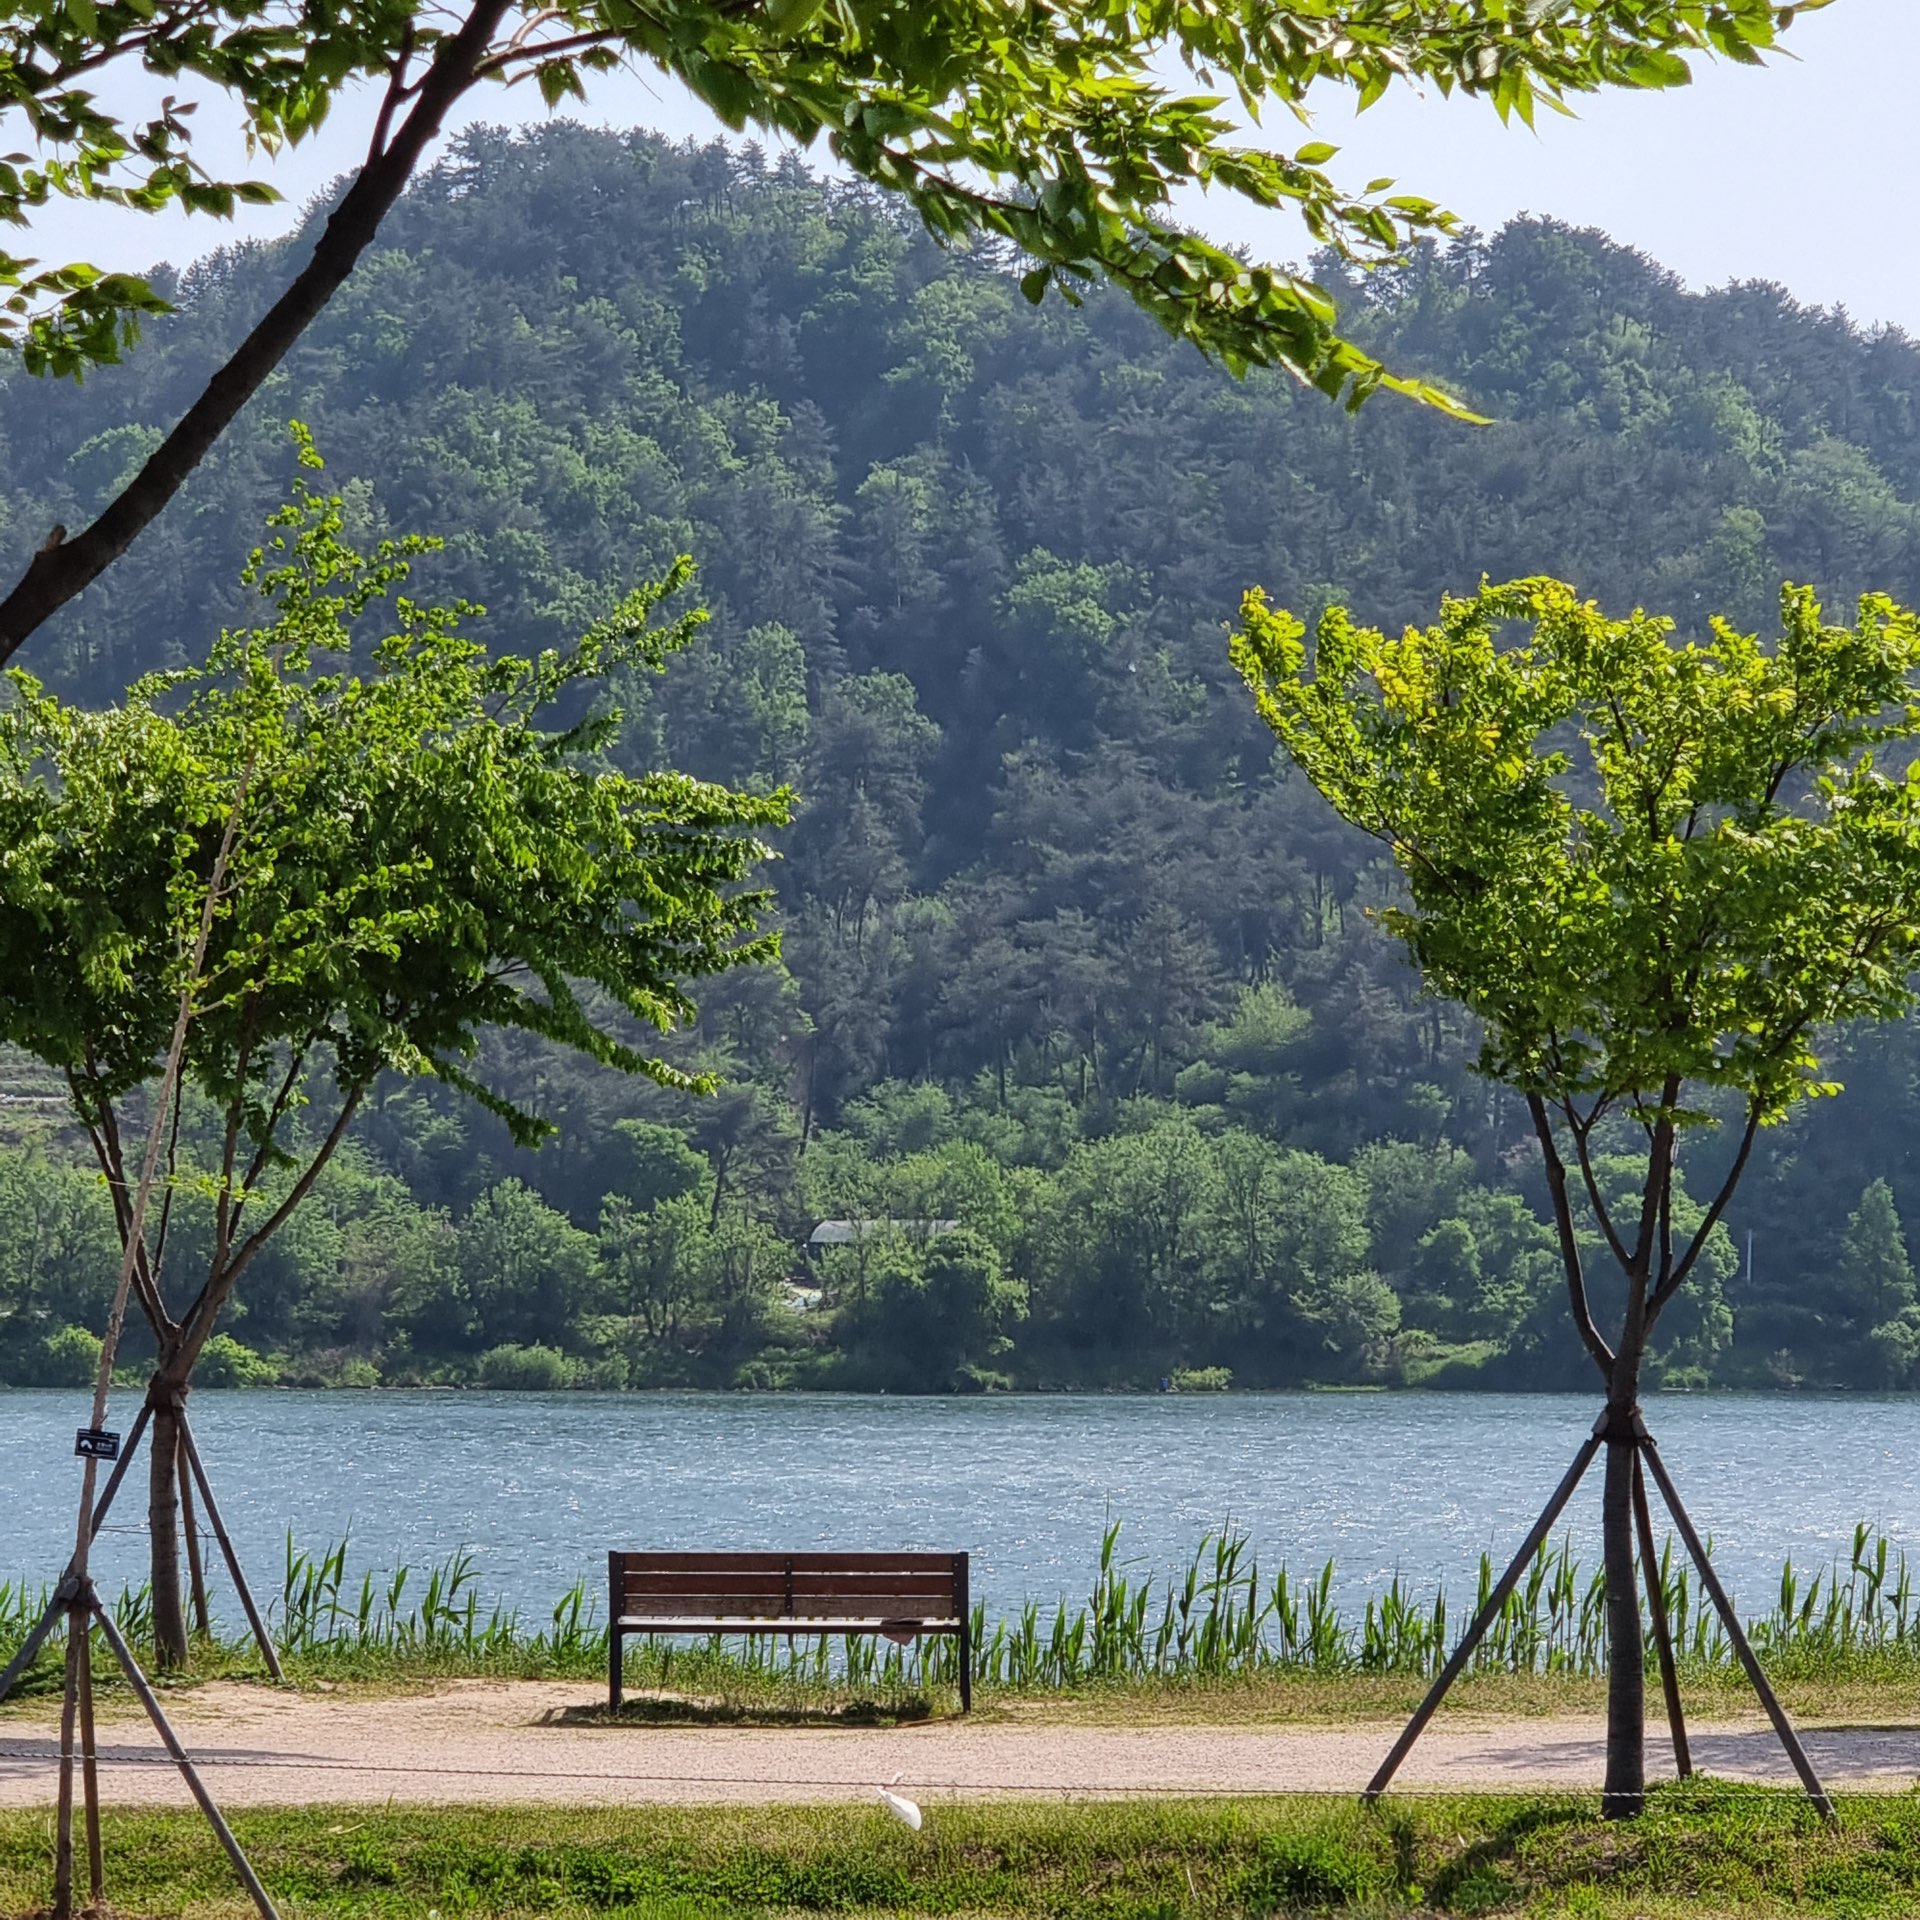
5, 122, 1920, 1395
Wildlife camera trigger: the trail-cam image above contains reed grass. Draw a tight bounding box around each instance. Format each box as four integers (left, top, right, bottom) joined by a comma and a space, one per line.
5, 1519, 1920, 1702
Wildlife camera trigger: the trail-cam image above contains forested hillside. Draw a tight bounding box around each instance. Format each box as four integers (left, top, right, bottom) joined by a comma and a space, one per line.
6, 122, 1920, 1395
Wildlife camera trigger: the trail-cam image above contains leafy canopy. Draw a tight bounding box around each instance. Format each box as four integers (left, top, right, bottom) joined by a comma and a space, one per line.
13, 0, 1824, 398
0, 426, 789, 1162
1231, 576, 1920, 1130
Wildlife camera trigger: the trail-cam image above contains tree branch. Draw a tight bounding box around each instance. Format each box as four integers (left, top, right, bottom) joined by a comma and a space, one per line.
1657, 1145, 1674, 1291
1630, 1073, 1682, 1278
228, 1039, 312, 1245
211, 1002, 256, 1277
67, 1065, 176, 1340
1565, 1097, 1633, 1275
177, 1082, 365, 1363
474, 27, 621, 77
1527, 1092, 1614, 1382
1647, 1097, 1764, 1325
149, 1066, 186, 1289
0, 0, 514, 662
366, 22, 419, 164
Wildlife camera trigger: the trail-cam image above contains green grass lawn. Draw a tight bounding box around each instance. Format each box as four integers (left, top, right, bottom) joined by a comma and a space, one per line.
5, 1789, 1920, 1919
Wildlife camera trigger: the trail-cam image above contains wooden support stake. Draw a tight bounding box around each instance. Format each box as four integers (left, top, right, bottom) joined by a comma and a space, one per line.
52, 1607, 80, 1920
0, 1572, 80, 1708
1639, 1437, 1835, 1825
1632, 1447, 1690, 1781
178, 1426, 212, 1640
0, 1404, 155, 1710
1364, 1434, 1602, 1803
86, 1400, 152, 1543
78, 1612, 103, 1905
36, 765, 256, 1920
90, 1596, 281, 1920
177, 1411, 283, 1682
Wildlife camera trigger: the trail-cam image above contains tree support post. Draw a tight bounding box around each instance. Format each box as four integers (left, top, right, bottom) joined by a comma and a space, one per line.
38, 769, 276, 1920
77, 1607, 103, 1909
0, 1403, 154, 1709
0, 1569, 79, 1709
85, 1400, 153, 1546
179, 1425, 212, 1640
0, 1396, 284, 1705
48, 1596, 106, 1920
177, 1407, 284, 1681
1631, 1448, 1690, 1780
1363, 1432, 1602, 1803
1638, 1434, 1835, 1825
89, 1589, 281, 1918
52, 1601, 80, 1920
1364, 1410, 1831, 1824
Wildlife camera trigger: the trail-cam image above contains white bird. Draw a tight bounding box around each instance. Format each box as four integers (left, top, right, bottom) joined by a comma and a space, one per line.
876, 1775, 923, 1830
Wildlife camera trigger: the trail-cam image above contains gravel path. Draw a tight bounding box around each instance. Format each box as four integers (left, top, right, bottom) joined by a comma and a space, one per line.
2, 1682, 1918, 1807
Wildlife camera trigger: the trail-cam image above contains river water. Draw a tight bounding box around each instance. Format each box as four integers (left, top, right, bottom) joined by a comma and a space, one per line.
3, 1389, 1917, 1625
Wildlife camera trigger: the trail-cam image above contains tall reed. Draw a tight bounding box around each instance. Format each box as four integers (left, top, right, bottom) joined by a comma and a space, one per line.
5, 1520, 1919, 1694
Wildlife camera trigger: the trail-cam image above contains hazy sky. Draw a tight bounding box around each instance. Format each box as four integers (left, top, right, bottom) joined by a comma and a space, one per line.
52, 0, 1920, 331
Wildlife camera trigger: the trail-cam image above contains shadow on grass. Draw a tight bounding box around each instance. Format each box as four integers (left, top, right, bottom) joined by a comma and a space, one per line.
1417, 1796, 1592, 1912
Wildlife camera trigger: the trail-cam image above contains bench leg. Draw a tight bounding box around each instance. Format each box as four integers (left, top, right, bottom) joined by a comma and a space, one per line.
958, 1623, 972, 1714
609, 1630, 623, 1714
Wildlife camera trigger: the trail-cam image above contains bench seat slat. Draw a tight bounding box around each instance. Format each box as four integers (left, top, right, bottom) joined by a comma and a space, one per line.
620, 1567, 961, 1586
617, 1616, 962, 1633
622, 1574, 959, 1600
614, 1552, 959, 1575
622, 1595, 953, 1617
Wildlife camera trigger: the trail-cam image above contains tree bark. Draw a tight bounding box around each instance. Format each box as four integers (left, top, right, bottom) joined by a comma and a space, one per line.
147, 1389, 189, 1671
1600, 1412, 1644, 1818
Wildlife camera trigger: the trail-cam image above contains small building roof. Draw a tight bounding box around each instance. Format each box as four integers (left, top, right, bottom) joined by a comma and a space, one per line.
806, 1218, 961, 1247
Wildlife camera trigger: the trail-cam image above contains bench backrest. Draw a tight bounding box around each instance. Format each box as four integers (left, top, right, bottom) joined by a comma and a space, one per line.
611, 1550, 967, 1622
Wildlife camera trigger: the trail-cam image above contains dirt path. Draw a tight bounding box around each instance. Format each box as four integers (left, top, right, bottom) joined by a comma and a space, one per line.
2, 1682, 1918, 1807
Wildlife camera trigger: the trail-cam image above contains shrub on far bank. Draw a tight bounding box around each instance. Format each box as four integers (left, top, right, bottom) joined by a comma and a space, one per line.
0, 1322, 104, 1387
476, 1343, 576, 1391
195, 1334, 281, 1388
1168, 1366, 1231, 1393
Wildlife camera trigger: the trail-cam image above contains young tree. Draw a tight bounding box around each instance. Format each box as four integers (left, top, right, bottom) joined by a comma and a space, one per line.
1833, 1178, 1920, 1386
0, 432, 787, 1665
5, 2, 1822, 660
1233, 574, 1920, 1814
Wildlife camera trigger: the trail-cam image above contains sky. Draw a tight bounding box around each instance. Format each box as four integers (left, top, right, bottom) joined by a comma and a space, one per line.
50, 0, 1920, 333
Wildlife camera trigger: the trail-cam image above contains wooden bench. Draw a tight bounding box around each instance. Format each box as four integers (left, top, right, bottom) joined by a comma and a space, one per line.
608, 1550, 972, 1712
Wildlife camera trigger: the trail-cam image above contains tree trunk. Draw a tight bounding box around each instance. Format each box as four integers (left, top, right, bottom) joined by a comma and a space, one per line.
147, 1390, 189, 1670
1600, 1419, 1644, 1817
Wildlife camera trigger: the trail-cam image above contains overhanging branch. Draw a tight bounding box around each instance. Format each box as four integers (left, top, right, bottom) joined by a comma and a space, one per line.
0, 0, 513, 662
